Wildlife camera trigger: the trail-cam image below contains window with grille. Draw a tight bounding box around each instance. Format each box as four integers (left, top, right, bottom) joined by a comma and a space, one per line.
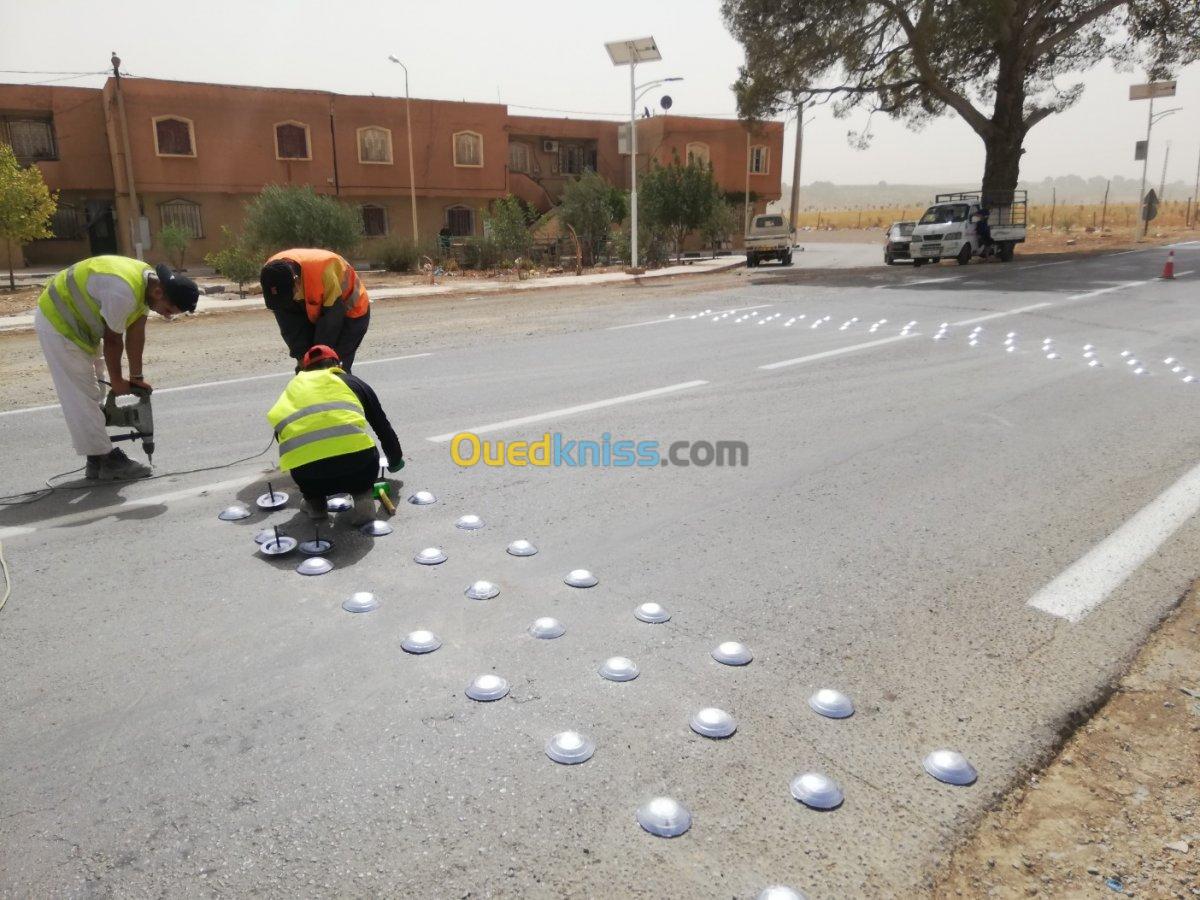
560, 143, 588, 175
453, 131, 482, 167
446, 206, 474, 237
686, 142, 710, 167
358, 126, 392, 164
508, 142, 530, 174
47, 204, 84, 240
275, 122, 310, 160
153, 117, 194, 157
748, 145, 769, 174
1, 116, 57, 162
159, 199, 204, 239
361, 204, 388, 237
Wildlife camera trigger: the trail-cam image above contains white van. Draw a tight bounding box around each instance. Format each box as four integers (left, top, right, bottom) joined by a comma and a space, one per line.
909, 191, 1027, 266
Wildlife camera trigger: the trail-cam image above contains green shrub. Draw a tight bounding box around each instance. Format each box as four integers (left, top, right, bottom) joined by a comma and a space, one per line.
158, 224, 191, 269
460, 236, 501, 270
373, 237, 420, 272
484, 195, 533, 263
204, 226, 260, 297
242, 184, 363, 257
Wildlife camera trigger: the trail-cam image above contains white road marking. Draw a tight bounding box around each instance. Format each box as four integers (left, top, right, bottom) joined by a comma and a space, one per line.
1020, 259, 1075, 269
608, 304, 773, 330
1028, 459, 1200, 622
759, 334, 919, 370
0, 352, 434, 418
950, 279, 1150, 328
426, 380, 710, 442
1173, 270, 1195, 277
897, 276, 964, 287
0, 474, 259, 541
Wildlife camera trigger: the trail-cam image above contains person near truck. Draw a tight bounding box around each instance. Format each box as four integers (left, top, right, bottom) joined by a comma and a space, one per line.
974, 207, 994, 251
34, 256, 199, 480
259, 248, 370, 371
267, 344, 404, 523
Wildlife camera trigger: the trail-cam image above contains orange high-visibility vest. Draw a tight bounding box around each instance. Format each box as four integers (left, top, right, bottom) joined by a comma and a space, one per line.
267, 248, 370, 324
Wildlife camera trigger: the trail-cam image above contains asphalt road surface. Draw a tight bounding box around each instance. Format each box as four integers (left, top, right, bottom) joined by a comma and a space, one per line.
2, 243, 1198, 898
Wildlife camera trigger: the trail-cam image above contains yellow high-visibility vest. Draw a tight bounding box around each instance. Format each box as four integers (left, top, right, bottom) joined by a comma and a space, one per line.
37, 255, 151, 353
267, 368, 374, 471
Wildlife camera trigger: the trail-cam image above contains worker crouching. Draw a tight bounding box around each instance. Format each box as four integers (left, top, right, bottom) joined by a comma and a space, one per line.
267, 345, 403, 524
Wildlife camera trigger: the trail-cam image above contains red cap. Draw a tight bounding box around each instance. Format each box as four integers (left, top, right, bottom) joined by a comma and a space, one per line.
300, 345, 340, 370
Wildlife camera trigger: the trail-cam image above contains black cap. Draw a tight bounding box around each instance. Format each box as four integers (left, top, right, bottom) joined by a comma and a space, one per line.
260, 259, 302, 311
154, 263, 200, 313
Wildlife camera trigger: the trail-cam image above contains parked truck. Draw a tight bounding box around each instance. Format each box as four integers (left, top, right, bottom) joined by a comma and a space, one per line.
745, 213, 794, 267
908, 191, 1027, 266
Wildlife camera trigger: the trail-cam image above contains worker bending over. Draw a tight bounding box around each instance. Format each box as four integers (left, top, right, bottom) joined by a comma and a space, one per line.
267, 344, 403, 522
259, 248, 370, 370
34, 256, 199, 480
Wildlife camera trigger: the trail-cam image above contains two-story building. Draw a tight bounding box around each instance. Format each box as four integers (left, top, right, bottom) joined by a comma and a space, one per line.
0, 76, 783, 266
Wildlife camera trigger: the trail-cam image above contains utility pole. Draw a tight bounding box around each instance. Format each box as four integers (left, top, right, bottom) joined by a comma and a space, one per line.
1050, 186, 1056, 232
110, 51, 142, 259
1193, 144, 1200, 227
788, 100, 803, 234
1160, 141, 1171, 202
1100, 179, 1110, 231
1138, 95, 1154, 238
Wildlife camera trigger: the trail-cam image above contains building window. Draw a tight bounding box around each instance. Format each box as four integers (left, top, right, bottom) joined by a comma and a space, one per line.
508, 142, 531, 174
275, 121, 311, 160
453, 131, 483, 167
686, 142, 710, 167
357, 126, 392, 164
446, 205, 474, 237
46, 203, 85, 240
159, 198, 204, 239
152, 116, 195, 157
1, 116, 58, 162
748, 145, 769, 175
361, 204, 388, 237
559, 143, 592, 175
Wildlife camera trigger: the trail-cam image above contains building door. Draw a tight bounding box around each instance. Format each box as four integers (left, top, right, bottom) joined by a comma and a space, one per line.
86, 201, 118, 256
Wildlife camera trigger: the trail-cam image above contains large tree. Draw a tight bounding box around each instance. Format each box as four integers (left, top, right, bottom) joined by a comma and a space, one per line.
0, 144, 57, 291
722, 1, 1199, 200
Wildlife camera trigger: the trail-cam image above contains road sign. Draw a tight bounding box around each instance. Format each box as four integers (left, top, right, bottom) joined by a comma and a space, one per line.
1129, 81, 1177, 101
1135, 140, 1147, 161
1142, 188, 1159, 222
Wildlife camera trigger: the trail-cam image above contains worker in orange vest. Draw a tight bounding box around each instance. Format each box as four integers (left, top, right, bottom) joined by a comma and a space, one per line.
259, 248, 371, 370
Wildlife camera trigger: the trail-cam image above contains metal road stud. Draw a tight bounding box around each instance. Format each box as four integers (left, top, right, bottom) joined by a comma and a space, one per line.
1126, 358, 1138, 366
1006, 346, 1017, 353
923, 749, 978, 785
1120, 349, 1132, 357
545, 731, 595, 765
711, 641, 753, 666
341, 591, 379, 613
633, 602, 671, 624
218, 504, 252, 521
757, 888, 808, 900
456, 514, 485, 530
1089, 359, 1102, 368
254, 528, 275, 544
361, 519, 393, 537
260, 528, 297, 557
465, 674, 510, 701
1164, 357, 1176, 365
408, 490, 437, 506
401, 629, 441, 654
465, 580, 500, 600
1045, 352, 1060, 360
636, 797, 691, 837
1134, 367, 1148, 375
690, 707, 737, 738
326, 493, 353, 512
564, 569, 598, 588
415, 546, 447, 565
529, 617, 566, 639
1185, 375, 1198, 384
808, 688, 854, 719
296, 557, 333, 576
599, 656, 639, 681
256, 484, 288, 510
507, 539, 538, 557
1171, 365, 1184, 373
789, 772, 844, 810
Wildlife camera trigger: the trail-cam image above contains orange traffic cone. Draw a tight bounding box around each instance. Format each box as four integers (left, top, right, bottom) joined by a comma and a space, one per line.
1161, 250, 1176, 280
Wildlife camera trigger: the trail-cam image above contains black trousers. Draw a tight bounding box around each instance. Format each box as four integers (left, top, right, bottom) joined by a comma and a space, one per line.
291, 446, 381, 505
271, 307, 371, 370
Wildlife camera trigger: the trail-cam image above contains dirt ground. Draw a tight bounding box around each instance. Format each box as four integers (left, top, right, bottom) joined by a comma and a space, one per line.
933, 587, 1200, 899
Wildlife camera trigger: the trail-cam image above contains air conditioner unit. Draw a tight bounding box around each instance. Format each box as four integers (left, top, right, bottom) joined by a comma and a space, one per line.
542, 140, 559, 153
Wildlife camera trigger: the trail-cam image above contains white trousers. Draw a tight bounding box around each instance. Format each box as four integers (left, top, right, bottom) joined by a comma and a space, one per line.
35, 310, 112, 457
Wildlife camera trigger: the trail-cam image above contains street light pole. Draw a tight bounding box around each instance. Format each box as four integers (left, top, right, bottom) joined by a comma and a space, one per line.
388, 55, 419, 244
629, 60, 638, 270
1137, 96, 1153, 240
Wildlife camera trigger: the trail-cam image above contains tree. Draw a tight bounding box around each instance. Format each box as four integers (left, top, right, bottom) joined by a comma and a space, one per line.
701, 201, 740, 256
204, 226, 260, 297
639, 158, 722, 263
0, 145, 57, 291
241, 184, 363, 257
559, 171, 627, 265
722, 1, 1199, 200
159, 224, 190, 269
483, 195, 533, 263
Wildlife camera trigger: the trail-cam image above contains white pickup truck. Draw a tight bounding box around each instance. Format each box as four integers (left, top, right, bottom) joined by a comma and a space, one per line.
745, 214, 794, 267
908, 191, 1027, 266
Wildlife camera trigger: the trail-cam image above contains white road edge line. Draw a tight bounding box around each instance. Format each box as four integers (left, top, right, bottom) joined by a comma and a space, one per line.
0, 474, 260, 541
0, 352, 434, 419
426, 380, 709, 442
608, 304, 773, 330
950, 279, 1151, 328
759, 333, 920, 370
1028, 459, 1200, 623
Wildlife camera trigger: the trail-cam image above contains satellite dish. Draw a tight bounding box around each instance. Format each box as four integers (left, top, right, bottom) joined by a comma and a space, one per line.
660, 95, 673, 110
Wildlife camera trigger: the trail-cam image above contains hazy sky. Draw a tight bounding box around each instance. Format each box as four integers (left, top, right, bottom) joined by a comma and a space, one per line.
3, 0, 1198, 192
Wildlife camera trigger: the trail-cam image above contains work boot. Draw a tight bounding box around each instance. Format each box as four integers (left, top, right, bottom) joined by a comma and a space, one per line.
348, 492, 377, 526
300, 495, 328, 520
85, 447, 151, 481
